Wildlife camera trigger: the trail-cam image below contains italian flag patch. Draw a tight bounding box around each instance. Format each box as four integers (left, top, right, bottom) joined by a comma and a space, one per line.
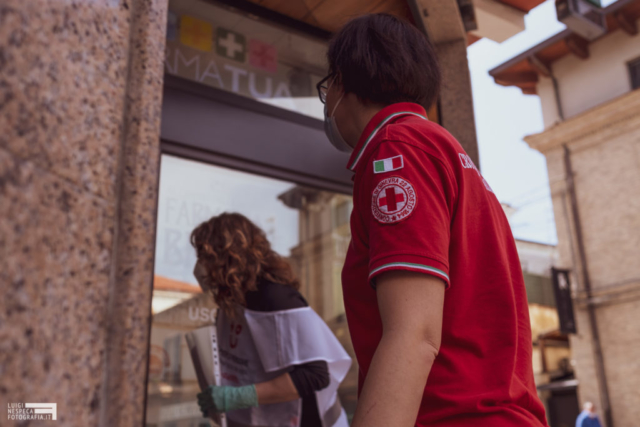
373, 155, 404, 174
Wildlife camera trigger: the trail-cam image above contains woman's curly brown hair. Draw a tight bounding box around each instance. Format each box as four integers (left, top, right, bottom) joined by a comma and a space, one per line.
190, 212, 300, 317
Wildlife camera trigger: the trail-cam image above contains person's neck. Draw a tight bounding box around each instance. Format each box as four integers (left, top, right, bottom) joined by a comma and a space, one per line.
352, 107, 382, 145
339, 96, 386, 149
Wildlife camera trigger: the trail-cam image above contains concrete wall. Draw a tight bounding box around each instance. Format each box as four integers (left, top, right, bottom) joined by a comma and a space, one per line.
538, 18, 640, 129
470, 0, 525, 43
525, 89, 640, 427
0, 0, 167, 425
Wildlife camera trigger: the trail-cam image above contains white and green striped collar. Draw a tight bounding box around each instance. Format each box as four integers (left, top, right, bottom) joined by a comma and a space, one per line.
347, 111, 428, 171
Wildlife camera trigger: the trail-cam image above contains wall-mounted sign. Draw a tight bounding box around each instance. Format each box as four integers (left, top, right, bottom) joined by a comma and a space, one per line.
250, 39, 278, 73
164, 11, 313, 111
165, 43, 294, 100
216, 27, 247, 63
170, 11, 279, 72
164, 0, 327, 119
551, 268, 577, 334
166, 11, 178, 41
179, 15, 213, 52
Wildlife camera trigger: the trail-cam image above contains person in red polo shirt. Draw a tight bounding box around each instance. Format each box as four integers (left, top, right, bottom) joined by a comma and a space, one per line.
316, 14, 549, 427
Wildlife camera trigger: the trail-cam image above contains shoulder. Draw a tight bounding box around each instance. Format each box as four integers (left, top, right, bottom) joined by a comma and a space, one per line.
245, 279, 308, 312
367, 118, 461, 182
575, 412, 588, 427
364, 134, 457, 192
384, 118, 458, 160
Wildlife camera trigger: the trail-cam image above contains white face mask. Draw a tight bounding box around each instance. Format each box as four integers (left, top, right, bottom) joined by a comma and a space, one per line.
323, 82, 353, 153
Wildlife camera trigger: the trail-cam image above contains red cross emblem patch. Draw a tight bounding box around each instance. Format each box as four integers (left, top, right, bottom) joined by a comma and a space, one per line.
371, 177, 417, 224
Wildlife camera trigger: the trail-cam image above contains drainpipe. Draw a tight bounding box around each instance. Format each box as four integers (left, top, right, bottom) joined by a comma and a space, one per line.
529, 54, 565, 121
551, 74, 565, 121
563, 145, 613, 427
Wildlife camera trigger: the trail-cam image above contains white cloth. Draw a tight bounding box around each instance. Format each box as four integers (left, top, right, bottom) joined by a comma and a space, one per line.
217, 306, 351, 427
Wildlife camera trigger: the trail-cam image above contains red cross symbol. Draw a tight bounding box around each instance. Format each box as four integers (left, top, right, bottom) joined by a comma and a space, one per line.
379, 187, 405, 212
249, 39, 277, 73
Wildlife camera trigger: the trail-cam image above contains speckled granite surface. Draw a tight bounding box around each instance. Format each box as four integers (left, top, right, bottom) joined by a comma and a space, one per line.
0, 147, 115, 426
100, 0, 168, 425
0, 0, 167, 425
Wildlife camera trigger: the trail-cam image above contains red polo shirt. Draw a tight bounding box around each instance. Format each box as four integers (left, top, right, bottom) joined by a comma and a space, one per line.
341, 102, 548, 426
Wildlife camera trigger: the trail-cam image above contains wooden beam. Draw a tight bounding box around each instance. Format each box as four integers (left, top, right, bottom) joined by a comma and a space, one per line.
467, 33, 481, 46
494, 71, 539, 86
498, 0, 546, 13
528, 55, 551, 77
565, 34, 589, 60
489, 29, 571, 77
613, 10, 638, 36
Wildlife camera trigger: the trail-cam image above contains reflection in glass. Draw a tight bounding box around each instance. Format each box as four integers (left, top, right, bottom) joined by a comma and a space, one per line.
145, 156, 357, 426
165, 0, 327, 120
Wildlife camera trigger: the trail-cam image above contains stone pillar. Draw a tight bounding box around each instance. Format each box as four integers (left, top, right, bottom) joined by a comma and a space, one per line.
0, 0, 167, 425
435, 39, 480, 169
408, 0, 480, 168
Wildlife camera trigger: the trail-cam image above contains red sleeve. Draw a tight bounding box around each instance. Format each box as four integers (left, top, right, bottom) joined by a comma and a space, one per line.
365, 141, 456, 288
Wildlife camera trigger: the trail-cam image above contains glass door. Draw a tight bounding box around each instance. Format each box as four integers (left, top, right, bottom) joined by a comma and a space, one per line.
144, 155, 357, 427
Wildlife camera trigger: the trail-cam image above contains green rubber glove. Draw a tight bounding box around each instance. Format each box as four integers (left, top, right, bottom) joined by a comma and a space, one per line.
197, 384, 258, 416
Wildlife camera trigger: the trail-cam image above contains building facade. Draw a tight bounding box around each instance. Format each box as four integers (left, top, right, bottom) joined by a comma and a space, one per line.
490, 2, 640, 425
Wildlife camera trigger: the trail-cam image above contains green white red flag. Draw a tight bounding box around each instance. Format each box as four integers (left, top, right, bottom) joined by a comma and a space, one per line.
373, 155, 404, 174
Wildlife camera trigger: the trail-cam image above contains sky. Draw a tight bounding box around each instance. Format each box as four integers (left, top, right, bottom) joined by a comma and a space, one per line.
468, 0, 567, 245
469, 0, 617, 244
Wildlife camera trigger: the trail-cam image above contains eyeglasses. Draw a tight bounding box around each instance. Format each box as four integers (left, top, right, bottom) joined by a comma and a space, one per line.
316, 73, 334, 104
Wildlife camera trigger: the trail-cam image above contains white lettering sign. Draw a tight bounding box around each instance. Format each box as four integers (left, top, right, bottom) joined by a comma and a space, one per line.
165, 43, 297, 101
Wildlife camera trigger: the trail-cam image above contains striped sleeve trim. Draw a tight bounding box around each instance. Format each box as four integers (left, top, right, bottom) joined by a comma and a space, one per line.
369, 262, 450, 282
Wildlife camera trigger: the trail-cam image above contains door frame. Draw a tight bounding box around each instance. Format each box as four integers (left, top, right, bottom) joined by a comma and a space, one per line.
161, 74, 353, 195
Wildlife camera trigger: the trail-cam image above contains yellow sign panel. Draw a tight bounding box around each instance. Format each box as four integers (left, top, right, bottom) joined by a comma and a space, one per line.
179, 15, 213, 52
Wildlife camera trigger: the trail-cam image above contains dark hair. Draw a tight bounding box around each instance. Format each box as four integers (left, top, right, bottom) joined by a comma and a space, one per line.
190, 213, 300, 317
327, 13, 441, 108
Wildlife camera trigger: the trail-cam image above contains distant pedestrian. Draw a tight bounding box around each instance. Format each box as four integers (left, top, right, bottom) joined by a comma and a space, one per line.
576, 402, 603, 427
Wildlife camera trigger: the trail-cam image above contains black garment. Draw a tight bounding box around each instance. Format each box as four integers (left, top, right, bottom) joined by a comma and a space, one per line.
244, 279, 330, 427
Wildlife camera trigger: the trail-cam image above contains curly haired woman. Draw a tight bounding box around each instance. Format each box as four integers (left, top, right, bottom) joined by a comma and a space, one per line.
191, 213, 351, 427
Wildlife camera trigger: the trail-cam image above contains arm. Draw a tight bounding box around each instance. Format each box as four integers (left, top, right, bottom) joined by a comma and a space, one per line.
257, 357, 330, 404
198, 363, 327, 415
350, 270, 445, 427
197, 372, 299, 415
255, 372, 300, 404
199, 282, 329, 414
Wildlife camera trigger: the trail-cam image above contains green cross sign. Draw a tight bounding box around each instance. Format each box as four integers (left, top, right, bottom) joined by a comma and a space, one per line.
216, 27, 246, 62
